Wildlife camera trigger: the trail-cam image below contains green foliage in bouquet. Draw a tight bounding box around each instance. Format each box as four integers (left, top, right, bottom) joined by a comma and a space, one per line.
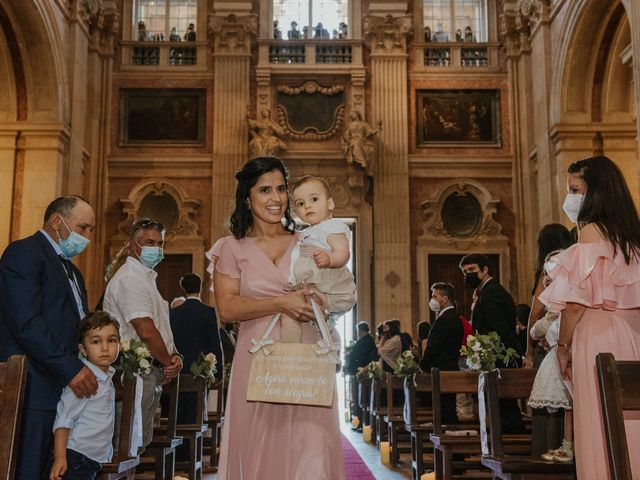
393, 350, 421, 377
223, 362, 232, 383
190, 352, 218, 388
460, 331, 519, 372
119, 339, 152, 379
356, 360, 384, 381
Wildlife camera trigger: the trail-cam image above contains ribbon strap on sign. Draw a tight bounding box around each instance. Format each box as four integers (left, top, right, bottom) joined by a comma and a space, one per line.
478, 372, 489, 455
248, 313, 281, 355
310, 299, 340, 363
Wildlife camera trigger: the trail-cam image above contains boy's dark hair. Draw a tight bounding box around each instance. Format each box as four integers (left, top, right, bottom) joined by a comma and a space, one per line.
180, 273, 202, 294
459, 253, 491, 273
78, 311, 120, 343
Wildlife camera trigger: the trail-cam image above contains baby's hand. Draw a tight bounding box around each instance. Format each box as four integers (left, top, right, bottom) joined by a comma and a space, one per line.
313, 251, 332, 268
50, 457, 67, 480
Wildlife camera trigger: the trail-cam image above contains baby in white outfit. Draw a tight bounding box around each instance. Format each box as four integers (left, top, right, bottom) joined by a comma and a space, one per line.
280, 175, 357, 342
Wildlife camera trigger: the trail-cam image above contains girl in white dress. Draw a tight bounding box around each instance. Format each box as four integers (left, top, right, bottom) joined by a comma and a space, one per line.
280, 175, 357, 342
528, 251, 573, 463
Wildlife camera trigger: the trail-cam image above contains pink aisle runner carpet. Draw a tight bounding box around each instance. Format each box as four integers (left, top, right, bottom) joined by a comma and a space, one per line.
342, 434, 376, 480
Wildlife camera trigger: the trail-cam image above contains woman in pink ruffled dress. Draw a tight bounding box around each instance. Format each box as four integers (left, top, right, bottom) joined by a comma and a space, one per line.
206, 156, 345, 480
539, 155, 640, 479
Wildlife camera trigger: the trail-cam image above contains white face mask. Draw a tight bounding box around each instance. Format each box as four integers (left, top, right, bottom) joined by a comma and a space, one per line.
562, 193, 584, 224
429, 298, 442, 313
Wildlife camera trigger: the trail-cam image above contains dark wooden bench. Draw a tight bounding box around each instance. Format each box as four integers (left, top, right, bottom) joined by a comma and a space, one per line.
137, 376, 183, 480
480, 369, 575, 480
596, 352, 640, 480
430, 368, 484, 480
369, 375, 388, 449
0, 355, 27, 480
203, 379, 225, 471
98, 372, 139, 480
357, 377, 372, 440
383, 373, 413, 466
174, 374, 208, 480
403, 372, 434, 480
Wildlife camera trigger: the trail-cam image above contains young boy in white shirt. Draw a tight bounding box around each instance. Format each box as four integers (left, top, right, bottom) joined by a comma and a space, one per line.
49, 312, 120, 480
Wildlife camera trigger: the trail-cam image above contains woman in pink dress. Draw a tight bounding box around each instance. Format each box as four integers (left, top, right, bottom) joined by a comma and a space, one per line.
539, 155, 640, 479
206, 156, 346, 479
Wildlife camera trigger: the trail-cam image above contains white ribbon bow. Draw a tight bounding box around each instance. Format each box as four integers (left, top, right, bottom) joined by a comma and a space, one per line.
314, 339, 340, 363
249, 337, 274, 355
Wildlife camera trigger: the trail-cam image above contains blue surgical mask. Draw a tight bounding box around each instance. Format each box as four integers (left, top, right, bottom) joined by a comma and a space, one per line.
57, 217, 90, 258
136, 241, 164, 269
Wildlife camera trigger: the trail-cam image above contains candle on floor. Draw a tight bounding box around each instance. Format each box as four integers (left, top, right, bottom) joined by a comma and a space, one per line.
362, 425, 372, 443
380, 441, 391, 465
351, 416, 360, 428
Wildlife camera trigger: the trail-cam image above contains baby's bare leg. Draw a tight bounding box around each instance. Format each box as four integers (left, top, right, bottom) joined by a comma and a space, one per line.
280, 313, 302, 343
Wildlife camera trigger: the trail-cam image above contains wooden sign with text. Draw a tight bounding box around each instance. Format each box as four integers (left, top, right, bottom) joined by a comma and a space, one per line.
246, 342, 336, 407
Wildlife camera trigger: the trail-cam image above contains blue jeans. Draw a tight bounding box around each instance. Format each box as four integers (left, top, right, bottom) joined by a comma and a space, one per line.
62, 449, 101, 480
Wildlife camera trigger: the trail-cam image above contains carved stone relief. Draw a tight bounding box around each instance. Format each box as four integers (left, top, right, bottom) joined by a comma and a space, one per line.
275, 81, 346, 140
419, 179, 507, 242
363, 15, 413, 54
115, 179, 202, 240
209, 14, 257, 54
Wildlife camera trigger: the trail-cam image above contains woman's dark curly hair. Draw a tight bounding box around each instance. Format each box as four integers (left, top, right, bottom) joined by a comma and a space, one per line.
228, 157, 296, 239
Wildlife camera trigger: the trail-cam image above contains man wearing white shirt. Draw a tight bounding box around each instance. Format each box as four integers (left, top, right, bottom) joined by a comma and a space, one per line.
103, 218, 183, 451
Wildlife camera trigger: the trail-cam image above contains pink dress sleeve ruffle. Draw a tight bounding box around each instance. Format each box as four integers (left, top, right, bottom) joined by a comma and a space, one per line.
205, 236, 241, 293
539, 240, 640, 312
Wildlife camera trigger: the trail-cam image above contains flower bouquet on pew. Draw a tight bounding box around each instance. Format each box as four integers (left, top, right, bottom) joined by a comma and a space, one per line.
190, 352, 218, 388
119, 339, 152, 379
394, 350, 421, 377
460, 331, 518, 372
356, 360, 384, 381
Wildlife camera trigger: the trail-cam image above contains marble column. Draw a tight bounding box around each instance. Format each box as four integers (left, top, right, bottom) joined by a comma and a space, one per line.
364, 14, 413, 330
209, 10, 257, 243
624, 0, 640, 171
502, 3, 538, 301
0, 131, 17, 252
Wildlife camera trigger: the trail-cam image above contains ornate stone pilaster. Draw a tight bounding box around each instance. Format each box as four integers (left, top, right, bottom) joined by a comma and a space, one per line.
624, 0, 640, 156
364, 14, 413, 329
209, 12, 257, 242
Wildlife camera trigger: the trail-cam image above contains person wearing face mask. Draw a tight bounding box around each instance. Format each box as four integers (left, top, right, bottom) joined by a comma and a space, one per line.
459, 253, 524, 434
103, 218, 183, 453
418, 282, 462, 425
539, 156, 640, 479
0, 196, 98, 480
420, 282, 463, 373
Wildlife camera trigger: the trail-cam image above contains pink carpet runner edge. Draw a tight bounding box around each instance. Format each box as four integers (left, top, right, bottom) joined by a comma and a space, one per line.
342, 434, 376, 480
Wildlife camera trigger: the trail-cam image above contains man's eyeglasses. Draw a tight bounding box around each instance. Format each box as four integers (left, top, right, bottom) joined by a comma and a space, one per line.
130, 218, 166, 235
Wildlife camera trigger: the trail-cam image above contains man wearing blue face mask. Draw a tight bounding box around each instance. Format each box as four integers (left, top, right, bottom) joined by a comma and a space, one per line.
0, 195, 98, 480
103, 218, 183, 453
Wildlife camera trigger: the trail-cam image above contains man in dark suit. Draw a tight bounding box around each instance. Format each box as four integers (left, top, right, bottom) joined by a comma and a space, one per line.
344, 322, 377, 428
420, 282, 463, 424
0, 196, 98, 479
344, 322, 378, 376
170, 273, 223, 378
459, 253, 524, 433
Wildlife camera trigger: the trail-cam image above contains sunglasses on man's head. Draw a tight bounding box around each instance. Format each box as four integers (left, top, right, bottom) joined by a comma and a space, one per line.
131, 218, 166, 235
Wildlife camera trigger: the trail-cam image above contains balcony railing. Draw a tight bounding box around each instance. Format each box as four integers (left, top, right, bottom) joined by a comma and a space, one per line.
260, 40, 362, 67
120, 41, 208, 69
416, 42, 499, 69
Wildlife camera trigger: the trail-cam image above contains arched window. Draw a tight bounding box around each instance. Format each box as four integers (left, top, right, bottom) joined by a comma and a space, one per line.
273, 0, 348, 40
133, 0, 198, 41
424, 0, 488, 43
